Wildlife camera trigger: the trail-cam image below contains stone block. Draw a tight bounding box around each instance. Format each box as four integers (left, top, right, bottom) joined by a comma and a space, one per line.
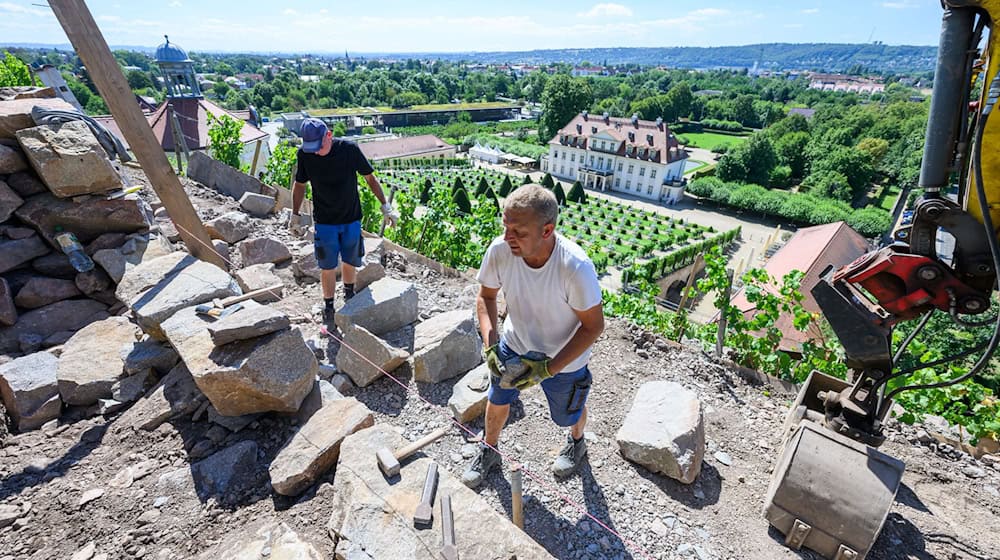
0, 298, 107, 354
186, 151, 265, 201
335, 324, 409, 387
15, 192, 148, 246
0, 278, 17, 327
334, 277, 418, 336
0, 351, 62, 431
0, 235, 49, 274
13, 277, 81, 309
205, 211, 252, 244
616, 381, 705, 484
162, 305, 316, 416
411, 310, 482, 384
15, 121, 122, 197
448, 363, 490, 423
239, 237, 291, 267
115, 252, 240, 340
57, 316, 140, 406
206, 300, 290, 346
269, 397, 373, 496
0, 97, 76, 140
0, 179, 23, 222
239, 192, 275, 218
0, 144, 27, 174
234, 263, 283, 302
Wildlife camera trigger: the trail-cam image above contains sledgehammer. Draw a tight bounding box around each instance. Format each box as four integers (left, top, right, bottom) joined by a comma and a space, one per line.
377, 425, 452, 478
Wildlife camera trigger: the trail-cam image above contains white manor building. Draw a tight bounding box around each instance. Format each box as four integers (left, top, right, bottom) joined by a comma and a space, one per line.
541, 111, 689, 204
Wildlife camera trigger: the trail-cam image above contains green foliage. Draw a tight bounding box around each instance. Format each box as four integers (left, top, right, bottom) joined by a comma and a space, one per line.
452, 186, 472, 214
475, 177, 490, 197
0, 51, 33, 87
567, 180, 586, 203
499, 176, 513, 197
540, 74, 593, 140
332, 121, 348, 137
207, 114, 244, 169
262, 141, 297, 188
716, 133, 777, 185
420, 178, 433, 204
552, 182, 567, 205
541, 173, 554, 189
452, 176, 465, 195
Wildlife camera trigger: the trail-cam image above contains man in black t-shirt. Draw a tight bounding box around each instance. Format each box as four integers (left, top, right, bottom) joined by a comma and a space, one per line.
289, 118, 398, 325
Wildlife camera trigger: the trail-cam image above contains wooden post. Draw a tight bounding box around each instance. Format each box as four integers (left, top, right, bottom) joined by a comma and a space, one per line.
249, 139, 262, 177
170, 111, 190, 159
48, 0, 224, 269
167, 106, 184, 175
715, 269, 734, 359
677, 254, 703, 312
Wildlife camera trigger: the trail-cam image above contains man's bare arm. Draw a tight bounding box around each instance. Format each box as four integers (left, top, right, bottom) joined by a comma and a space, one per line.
476, 285, 501, 348
547, 303, 605, 374
363, 173, 387, 205
291, 181, 306, 214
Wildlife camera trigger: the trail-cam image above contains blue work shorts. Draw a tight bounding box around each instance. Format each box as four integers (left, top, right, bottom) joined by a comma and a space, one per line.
314, 221, 364, 270
487, 339, 593, 427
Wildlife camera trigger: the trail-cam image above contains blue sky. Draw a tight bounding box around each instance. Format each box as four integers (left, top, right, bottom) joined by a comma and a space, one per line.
1, 1, 945, 53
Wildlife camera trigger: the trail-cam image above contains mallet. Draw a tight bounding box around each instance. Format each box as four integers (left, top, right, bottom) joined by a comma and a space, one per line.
377, 425, 452, 478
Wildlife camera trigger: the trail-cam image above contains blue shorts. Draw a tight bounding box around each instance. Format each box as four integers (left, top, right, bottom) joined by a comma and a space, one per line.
487, 339, 592, 427
314, 221, 364, 270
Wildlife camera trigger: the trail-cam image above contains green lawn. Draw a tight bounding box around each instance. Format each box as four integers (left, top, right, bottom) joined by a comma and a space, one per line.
680, 131, 748, 150
874, 186, 902, 211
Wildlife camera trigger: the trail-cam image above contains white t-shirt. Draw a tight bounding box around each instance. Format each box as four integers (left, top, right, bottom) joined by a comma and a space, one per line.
477, 233, 602, 373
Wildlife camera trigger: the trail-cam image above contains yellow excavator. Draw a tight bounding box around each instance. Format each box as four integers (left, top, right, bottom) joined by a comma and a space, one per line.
764, 2, 1000, 559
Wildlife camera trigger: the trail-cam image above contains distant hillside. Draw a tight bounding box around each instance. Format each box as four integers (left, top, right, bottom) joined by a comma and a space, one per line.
384, 43, 938, 73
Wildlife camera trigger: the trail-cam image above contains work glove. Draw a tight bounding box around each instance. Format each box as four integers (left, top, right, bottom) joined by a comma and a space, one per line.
380, 203, 399, 228
288, 213, 306, 237
483, 343, 505, 380
505, 352, 553, 391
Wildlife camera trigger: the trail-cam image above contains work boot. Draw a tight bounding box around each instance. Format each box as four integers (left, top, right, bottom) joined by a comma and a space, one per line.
462, 443, 501, 488
552, 434, 587, 478
344, 283, 356, 301
322, 303, 336, 330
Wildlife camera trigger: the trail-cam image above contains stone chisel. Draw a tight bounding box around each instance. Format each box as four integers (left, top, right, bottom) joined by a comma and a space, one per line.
413, 462, 438, 526
441, 493, 459, 560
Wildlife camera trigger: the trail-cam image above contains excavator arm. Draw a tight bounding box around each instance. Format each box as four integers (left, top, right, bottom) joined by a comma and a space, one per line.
766, 3, 1000, 558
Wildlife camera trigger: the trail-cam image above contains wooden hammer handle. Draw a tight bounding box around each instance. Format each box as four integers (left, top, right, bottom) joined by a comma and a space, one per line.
219, 284, 284, 307
394, 425, 451, 461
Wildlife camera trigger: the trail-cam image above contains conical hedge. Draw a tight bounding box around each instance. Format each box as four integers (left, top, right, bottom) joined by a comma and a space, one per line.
453, 187, 472, 214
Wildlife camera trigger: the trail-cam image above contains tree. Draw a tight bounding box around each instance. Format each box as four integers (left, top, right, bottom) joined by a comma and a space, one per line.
452, 176, 465, 195
126, 69, 153, 90
452, 187, 472, 214
0, 51, 33, 87
207, 114, 244, 168
332, 121, 348, 137
552, 182, 567, 205
362, 125, 377, 135
262, 141, 297, 188
568, 180, 586, 203
774, 131, 810, 179
522, 174, 531, 185
212, 80, 230, 98
541, 173, 554, 189
499, 176, 513, 197
717, 134, 776, 185
475, 177, 489, 196
540, 74, 593, 140
420, 178, 433, 204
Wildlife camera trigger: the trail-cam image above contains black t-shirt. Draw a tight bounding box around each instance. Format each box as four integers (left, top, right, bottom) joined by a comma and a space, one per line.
295, 139, 374, 225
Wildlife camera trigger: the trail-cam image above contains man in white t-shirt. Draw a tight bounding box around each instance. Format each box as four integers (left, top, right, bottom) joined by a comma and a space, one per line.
463, 184, 604, 488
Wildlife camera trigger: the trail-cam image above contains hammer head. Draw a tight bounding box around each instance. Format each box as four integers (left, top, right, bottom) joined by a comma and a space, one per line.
377, 447, 400, 477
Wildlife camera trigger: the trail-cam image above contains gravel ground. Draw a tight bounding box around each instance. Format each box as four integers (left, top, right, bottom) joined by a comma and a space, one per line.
0, 170, 997, 560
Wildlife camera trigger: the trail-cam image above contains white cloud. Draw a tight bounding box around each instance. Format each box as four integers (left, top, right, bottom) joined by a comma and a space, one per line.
801, 8, 819, 14
0, 2, 51, 17
882, 1, 918, 8
577, 3, 633, 18
283, 8, 299, 16
168, 0, 183, 7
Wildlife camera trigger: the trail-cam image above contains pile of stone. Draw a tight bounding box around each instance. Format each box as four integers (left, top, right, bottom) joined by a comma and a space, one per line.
0, 88, 173, 358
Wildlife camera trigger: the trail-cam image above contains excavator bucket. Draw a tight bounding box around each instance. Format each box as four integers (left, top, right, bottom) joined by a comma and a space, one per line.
763, 371, 905, 560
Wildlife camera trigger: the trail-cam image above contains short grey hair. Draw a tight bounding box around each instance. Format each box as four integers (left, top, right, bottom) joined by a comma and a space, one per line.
504, 184, 558, 226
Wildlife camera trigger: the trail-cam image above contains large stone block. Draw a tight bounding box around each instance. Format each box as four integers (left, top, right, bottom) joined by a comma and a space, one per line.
15, 121, 122, 197
205, 211, 252, 244
411, 310, 482, 384
115, 252, 240, 340
448, 363, 490, 423
187, 151, 265, 201
239, 192, 275, 218
335, 324, 409, 387
57, 316, 140, 406
5, 171, 47, 197
238, 237, 291, 267
334, 277, 418, 336
0, 298, 106, 354
15, 192, 148, 246
0, 235, 49, 274
234, 263, 283, 302
111, 362, 203, 432
291, 245, 321, 283
0, 351, 62, 431
162, 305, 316, 416
0, 97, 76, 140
13, 277, 81, 309
121, 338, 179, 375
206, 300, 290, 346
269, 397, 374, 496
616, 381, 705, 484
0, 179, 23, 222
328, 425, 555, 560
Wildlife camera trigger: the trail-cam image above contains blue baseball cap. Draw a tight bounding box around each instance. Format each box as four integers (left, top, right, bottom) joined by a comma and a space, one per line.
300, 118, 328, 153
